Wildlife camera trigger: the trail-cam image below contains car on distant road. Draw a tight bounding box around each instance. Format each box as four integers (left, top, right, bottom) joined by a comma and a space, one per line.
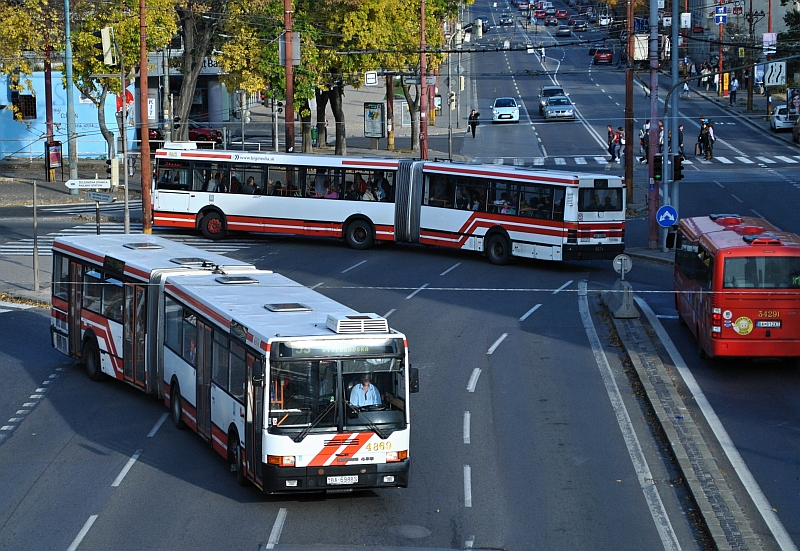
770, 106, 795, 131
543, 95, 576, 120
556, 24, 571, 37
538, 85, 565, 114
567, 15, 580, 25
533, 9, 546, 19
518, 1, 530, 9
556, 8, 569, 18
545, 14, 558, 25
598, 13, 614, 26
187, 121, 223, 143
500, 12, 514, 25
573, 19, 588, 31
545, 6, 557, 15
593, 47, 614, 64
491, 97, 520, 123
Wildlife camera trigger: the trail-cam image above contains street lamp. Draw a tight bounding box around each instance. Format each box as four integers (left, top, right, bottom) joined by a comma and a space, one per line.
446, 27, 463, 161
745, 3, 765, 111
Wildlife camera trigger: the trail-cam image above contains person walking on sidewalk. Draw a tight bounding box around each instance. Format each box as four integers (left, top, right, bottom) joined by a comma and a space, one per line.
468, 109, 480, 138
639, 120, 650, 163
678, 124, 685, 158
729, 76, 739, 105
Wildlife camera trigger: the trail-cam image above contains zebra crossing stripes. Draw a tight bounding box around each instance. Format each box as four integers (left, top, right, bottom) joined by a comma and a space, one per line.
0, 223, 255, 257
735, 157, 754, 164
775, 156, 798, 163
575, 157, 587, 165
554, 158, 567, 165
36, 200, 143, 215
593, 157, 608, 165
716, 157, 734, 164
755, 156, 776, 164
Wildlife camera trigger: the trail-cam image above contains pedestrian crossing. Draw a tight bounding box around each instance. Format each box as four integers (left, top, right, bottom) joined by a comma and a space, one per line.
0, 222, 256, 257
33, 199, 143, 216
474, 154, 800, 168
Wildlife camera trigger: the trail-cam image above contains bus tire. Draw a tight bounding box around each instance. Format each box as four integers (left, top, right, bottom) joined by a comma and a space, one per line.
345, 219, 374, 250
82, 339, 103, 382
486, 234, 511, 265
228, 432, 248, 486
696, 326, 708, 359
170, 381, 187, 430
200, 211, 227, 240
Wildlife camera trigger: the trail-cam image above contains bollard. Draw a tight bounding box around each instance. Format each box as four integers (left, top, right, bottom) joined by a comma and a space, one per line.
601, 279, 640, 319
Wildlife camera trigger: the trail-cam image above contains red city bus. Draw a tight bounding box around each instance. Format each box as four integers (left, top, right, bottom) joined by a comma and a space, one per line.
674, 214, 800, 359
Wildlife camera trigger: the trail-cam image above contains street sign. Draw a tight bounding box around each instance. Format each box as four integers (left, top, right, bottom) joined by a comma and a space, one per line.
656, 205, 678, 227
714, 6, 727, 25
87, 191, 115, 203
364, 71, 379, 86
402, 76, 436, 85
764, 61, 786, 86
65, 179, 111, 189
613, 254, 632, 276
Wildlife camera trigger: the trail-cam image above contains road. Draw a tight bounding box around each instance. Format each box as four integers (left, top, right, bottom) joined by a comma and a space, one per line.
1, 1, 799, 550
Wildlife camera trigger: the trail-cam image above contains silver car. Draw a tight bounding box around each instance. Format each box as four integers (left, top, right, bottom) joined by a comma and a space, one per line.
543, 95, 575, 120
491, 97, 520, 123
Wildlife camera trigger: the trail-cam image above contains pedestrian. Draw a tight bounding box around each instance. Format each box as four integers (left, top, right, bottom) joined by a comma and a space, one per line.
468, 109, 480, 138
615, 126, 624, 163
657, 120, 664, 153
639, 120, 650, 163
680, 81, 691, 98
678, 124, 684, 158
607, 124, 615, 161
540, 47, 546, 64
729, 75, 739, 105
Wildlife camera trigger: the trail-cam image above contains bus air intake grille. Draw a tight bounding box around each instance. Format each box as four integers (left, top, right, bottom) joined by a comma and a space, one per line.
743, 234, 783, 246
326, 313, 389, 334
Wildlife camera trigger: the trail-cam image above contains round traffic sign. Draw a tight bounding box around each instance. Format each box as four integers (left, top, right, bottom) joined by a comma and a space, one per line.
613, 254, 632, 275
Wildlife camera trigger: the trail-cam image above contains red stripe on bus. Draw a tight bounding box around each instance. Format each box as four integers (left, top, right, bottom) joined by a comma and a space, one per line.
165, 282, 232, 329
52, 241, 105, 265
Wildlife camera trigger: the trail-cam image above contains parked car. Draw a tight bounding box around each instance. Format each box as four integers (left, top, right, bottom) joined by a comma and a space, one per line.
491, 97, 520, 123
545, 6, 557, 15
187, 121, 223, 143
149, 128, 164, 142
769, 106, 795, 131
543, 95, 576, 120
573, 19, 588, 31
556, 24, 571, 37
539, 85, 566, 114
593, 47, 614, 64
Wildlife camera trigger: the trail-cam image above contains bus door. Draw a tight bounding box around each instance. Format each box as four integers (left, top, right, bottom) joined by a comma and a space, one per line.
245, 352, 265, 484
123, 284, 148, 389
68, 261, 83, 356
196, 321, 213, 440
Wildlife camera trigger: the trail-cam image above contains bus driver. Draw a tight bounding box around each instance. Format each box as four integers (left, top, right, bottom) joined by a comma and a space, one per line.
350, 374, 382, 407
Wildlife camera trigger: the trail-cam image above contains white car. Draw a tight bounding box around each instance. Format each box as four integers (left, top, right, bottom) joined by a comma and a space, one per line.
491, 97, 520, 123
598, 14, 614, 26
770, 106, 796, 132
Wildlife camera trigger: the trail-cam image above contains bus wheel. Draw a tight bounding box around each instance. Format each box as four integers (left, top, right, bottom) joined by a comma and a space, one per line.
345, 219, 374, 250
229, 432, 248, 486
696, 327, 708, 359
82, 339, 103, 382
486, 234, 510, 265
200, 212, 227, 240
170, 381, 187, 430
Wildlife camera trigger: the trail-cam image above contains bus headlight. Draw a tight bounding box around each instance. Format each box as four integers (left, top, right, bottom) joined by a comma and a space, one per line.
268, 455, 296, 466
386, 450, 408, 462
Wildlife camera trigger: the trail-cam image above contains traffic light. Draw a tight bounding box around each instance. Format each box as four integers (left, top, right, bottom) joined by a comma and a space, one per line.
93, 27, 116, 66
106, 158, 119, 189
173, 116, 182, 130
652, 154, 663, 181
276, 100, 284, 114
448, 91, 456, 110
672, 154, 684, 181
243, 110, 251, 124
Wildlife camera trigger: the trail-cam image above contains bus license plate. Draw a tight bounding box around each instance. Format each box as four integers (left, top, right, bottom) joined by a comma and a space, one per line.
756, 321, 781, 328
327, 475, 358, 485
594, 233, 606, 239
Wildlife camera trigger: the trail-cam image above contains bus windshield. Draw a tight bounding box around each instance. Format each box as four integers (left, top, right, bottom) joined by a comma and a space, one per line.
722, 256, 800, 289
268, 356, 407, 437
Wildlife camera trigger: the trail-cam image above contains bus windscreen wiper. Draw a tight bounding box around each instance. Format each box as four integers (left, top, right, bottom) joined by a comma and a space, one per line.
294, 401, 337, 443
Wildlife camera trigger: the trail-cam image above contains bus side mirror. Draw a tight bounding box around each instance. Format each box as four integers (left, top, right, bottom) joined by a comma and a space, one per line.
409, 367, 419, 393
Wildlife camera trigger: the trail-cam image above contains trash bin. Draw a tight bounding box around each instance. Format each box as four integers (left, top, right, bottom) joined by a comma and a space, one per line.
311, 127, 318, 146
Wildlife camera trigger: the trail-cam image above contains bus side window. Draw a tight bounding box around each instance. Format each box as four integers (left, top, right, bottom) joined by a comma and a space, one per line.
83, 270, 102, 314
230, 342, 246, 402
212, 330, 230, 392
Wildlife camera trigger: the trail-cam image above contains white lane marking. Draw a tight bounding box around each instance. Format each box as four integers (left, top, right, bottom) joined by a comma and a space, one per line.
579, 282, 682, 551
465, 535, 475, 548
519, 303, 542, 322
147, 413, 169, 438
265, 508, 288, 549
715, 156, 733, 164
310, 282, 324, 290
775, 156, 798, 163
464, 465, 473, 507
575, 157, 587, 164
463, 411, 471, 444
383, 308, 396, 318
594, 157, 609, 164
405, 283, 429, 299
440, 262, 462, 276
67, 515, 99, 551
730, 194, 744, 203
714, 181, 724, 188
735, 156, 754, 164
467, 368, 482, 393
487, 333, 508, 355
555, 157, 567, 165
751, 209, 765, 218
755, 156, 776, 164
111, 449, 142, 487
0, 301, 33, 309
341, 260, 367, 274
635, 296, 798, 551
553, 280, 573, 294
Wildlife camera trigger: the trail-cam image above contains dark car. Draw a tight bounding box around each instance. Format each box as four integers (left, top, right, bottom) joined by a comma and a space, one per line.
593, 47, 614, 64
568, 15, 580, 25
149, 128, 164, 141
545, 15, 558, 25
573, 19, 588, 31
499, 12, 514, 25
188, 121, 223, 143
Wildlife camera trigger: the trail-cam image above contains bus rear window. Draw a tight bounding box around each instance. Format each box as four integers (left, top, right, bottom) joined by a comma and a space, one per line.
723, 256, 800, 289
578, 188, 622, 212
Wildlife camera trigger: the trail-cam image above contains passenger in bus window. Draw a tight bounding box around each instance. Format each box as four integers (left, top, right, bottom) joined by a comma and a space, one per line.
239, 176, 257, 194
362, 185, 377, 201
354, 173, 367, 194
229, 171, 241, 193
456, 188, 471, 209
345, 182, 360, 200
324, 184, 339, 199
287, 182, 301, 197
315, 169, 328, 197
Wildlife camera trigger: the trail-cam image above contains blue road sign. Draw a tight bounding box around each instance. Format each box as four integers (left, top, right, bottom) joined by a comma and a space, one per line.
657, 205, 678, 227
714, 6, 727, 24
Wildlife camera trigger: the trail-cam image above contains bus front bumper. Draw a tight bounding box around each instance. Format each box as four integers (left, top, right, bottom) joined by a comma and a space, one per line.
260, 458, 410, 494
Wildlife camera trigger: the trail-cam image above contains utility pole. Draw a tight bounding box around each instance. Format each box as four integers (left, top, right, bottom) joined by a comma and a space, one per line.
420, 0, 429, 160
647, 0, 660, 249
284, 0, 295, 153
64, 0, 78, 191
624, 0, 634, 203
139, 0, 152, 233
387, 75, 395, 150
163, 48, 171, 141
